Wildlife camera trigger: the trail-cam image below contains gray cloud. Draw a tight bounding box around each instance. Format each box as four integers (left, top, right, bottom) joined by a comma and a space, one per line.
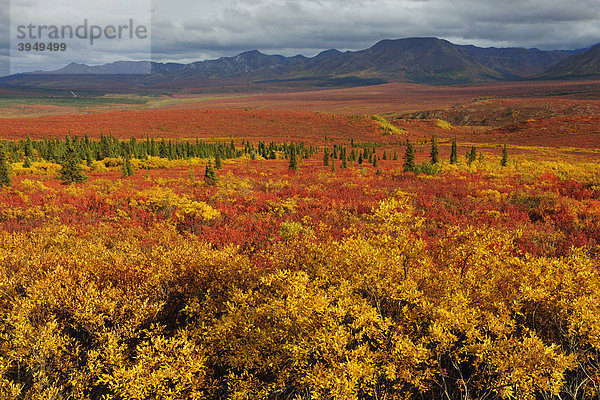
5, 0, 600, 73
149, 0, 600, 62
0, 0, 9, 74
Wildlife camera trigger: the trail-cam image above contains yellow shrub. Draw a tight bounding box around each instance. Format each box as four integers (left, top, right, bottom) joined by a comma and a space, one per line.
435, 119, 453, 130
135, 187, 220, 221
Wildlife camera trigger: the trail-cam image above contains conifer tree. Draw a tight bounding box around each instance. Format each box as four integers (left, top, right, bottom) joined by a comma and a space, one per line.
188, 160, 195, 181
501, 144, 508, 167
450, 139, 458, 165
58, 141, 87, 185
86, 149, 93, 167
430, 135, 439, 164
341, 154, 347, 169
358, 153, 363, 164
214, 151, 222, 169
204, 161, 217, 186
393, 150, 398, 160
289, 145, 298, 170
150, 138, 158, 157
373, 156, 378, 168
323, 148, 329, 166
167, 140, 174, 161
468, 146, 477, 165
122, 154, 134, 177
0, 144, 12, 187
24, 135, 34, 158
403, 140, 415, 172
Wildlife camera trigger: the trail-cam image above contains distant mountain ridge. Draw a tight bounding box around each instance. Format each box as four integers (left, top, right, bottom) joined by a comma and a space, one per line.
537, 44, 600, 79
456, 45, 575, 78
0, 37, 597, 91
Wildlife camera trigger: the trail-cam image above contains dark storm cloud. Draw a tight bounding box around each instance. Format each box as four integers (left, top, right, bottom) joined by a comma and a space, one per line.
7, 0, 152, 73
148, 0, 600, 63
5, 0, 600, 73
0, 0, 9, 75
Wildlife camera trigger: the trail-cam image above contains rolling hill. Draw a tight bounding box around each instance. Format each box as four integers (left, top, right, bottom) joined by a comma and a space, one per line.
0, 37, 594, 92
538, 44, 600, 80
457, 45, 574, 78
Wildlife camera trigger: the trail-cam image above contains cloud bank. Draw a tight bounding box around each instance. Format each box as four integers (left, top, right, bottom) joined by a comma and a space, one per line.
6, 0, 600, 73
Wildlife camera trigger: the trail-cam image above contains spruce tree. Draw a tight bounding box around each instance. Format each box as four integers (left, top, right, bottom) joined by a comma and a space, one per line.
122, 154, 134, 177
86, 149, 93, 167
341, 154, 347, 169
468, 146, 477, 165
150, 138, 158, 157
323, 149, 329, 166
450, 139, 458, 165
403, 140, 415, 172
289, 145, 298, 170
358, 153, 363, 164
24, 135, 34, 158
214, 151, 222, 169
430, 135, 439, 164
58, 141, 87, 185
167, 140, 174, 160
0, 144, 12, 187
204, 161, 217, 186
501, 144, 508, 167
188, 160, 195, 181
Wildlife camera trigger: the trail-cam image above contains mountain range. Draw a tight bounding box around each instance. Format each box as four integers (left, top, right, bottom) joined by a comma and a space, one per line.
1, 37, 599, 92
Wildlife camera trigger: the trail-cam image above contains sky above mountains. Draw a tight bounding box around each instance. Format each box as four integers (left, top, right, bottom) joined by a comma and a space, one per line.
150, 0, 600, 60
4, 0, 600, 74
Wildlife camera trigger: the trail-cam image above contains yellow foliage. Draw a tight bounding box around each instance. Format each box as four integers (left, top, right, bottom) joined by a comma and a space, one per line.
135, 186, 220, 221
12, 161, 60, 176
20, 179, 50, 192
2, 165, 600, 399
266, 197, 298, 217
435, 119, 453, 130
371, 115, 406, 135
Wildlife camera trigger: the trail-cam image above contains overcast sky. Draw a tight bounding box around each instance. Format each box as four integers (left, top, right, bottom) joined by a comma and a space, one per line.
3, 0, 600, 74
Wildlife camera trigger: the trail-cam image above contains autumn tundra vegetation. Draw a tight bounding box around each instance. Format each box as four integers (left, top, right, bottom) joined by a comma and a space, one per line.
1, 97, 600, 400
